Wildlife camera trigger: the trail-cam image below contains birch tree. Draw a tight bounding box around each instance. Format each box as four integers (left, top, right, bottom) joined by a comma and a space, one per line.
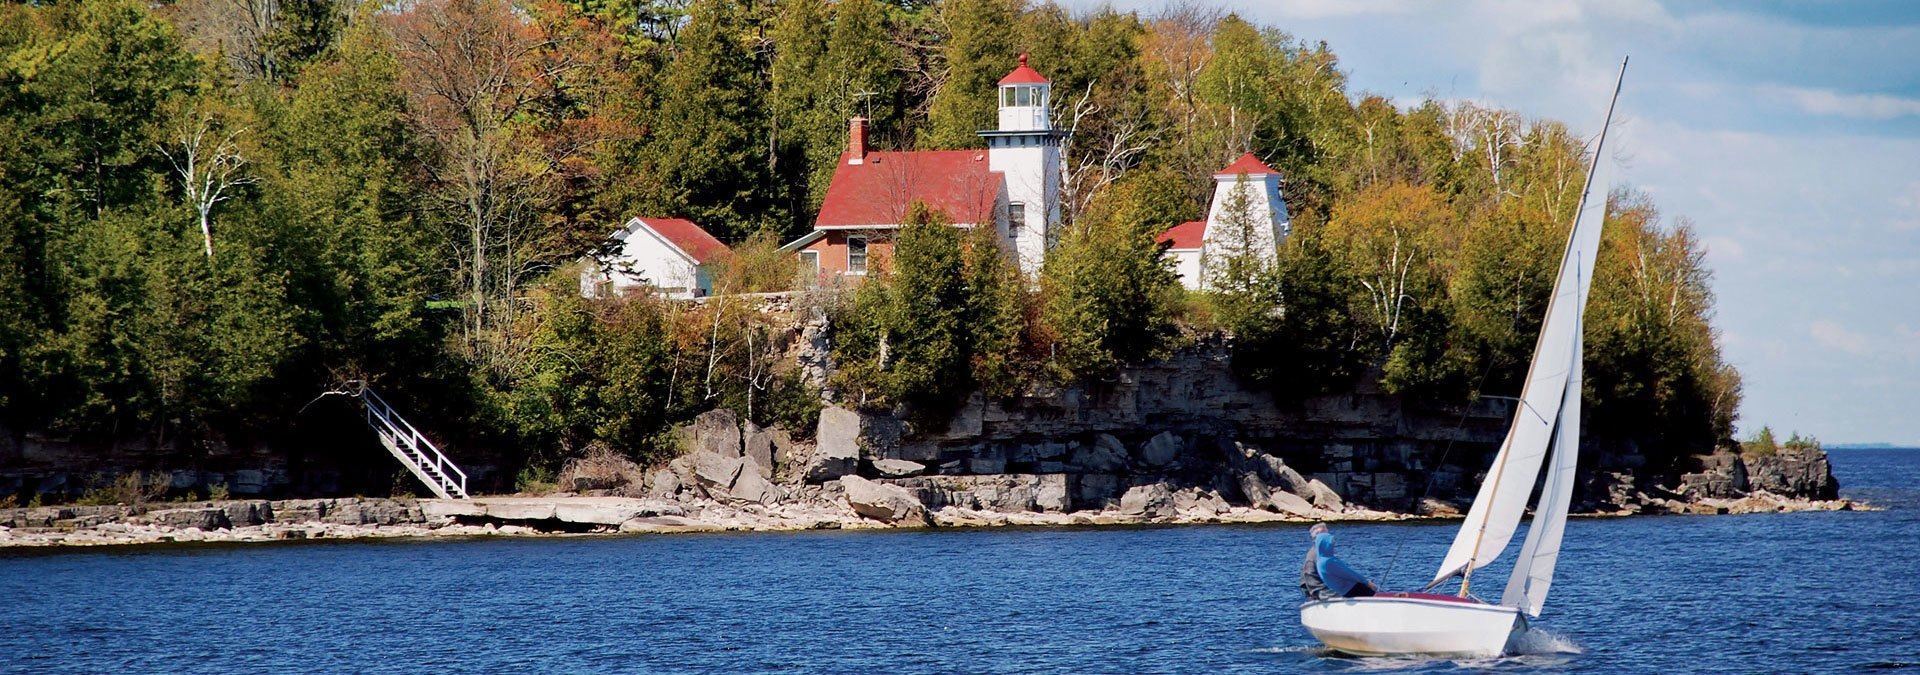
159, 103, 256, 258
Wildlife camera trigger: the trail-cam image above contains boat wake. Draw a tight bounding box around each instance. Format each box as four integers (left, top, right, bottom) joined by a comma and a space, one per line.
1263, 629, 1581, 671
1510, 627, 1582, 655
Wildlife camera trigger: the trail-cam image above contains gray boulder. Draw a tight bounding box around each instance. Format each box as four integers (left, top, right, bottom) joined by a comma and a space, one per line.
1237, 471, 1272, 508
1302, 479, 1345, 511
840, 476, 930, 525
1678, 452, 1748, 499
1745, 447, 1838, 499
222, 500, 273, 527
692, 452, 745, 498
872, 459, 927, 478
1035, 475, 1071, 513
808, 407, 863, 482
1118, 483, 1176, 518
741, 423, 780, 479
271, 499, 329, 523
1070, 434, 1129, 473
149, 507, 231, 530
324, 498, 424, 526
1138, 432, 1183, 467
645, 468, 683, 499
681, 409, 743, 458
1260, 455, 1311, 494
727, 457, 783, 505
1267, 490, 1318, 517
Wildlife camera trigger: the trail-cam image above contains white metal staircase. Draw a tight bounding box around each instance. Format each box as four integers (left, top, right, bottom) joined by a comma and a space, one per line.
356, 387, 469, 500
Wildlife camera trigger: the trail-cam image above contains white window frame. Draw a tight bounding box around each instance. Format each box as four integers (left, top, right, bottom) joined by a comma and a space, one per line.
799, 249, 819, 278
1008, 201, 1026, 242
847, 235, 868, 275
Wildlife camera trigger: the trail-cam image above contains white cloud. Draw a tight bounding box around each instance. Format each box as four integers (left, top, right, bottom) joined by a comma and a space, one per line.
1766, 85, 1920, 120
1810, 320, 1871, 356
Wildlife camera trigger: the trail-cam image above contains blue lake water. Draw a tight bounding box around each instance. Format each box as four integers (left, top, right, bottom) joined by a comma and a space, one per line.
5, 448, 1918, 673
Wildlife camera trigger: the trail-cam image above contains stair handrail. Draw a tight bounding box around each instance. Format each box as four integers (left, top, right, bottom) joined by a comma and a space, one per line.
358, 386, 468, 498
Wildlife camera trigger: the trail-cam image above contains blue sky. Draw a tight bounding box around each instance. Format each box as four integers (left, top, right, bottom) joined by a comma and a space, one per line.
1062, 0, 1920, 445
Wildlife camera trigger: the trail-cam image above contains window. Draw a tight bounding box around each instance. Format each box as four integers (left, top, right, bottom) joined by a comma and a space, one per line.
1007, 202, 1026, 241
847, 235, 868, 274
1002, 87, 1014, 107
1015, 86, 1031, 107
799, 250, 819, 278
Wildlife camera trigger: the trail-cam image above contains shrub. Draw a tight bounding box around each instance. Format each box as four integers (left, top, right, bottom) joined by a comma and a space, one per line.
75, 472, 170, 507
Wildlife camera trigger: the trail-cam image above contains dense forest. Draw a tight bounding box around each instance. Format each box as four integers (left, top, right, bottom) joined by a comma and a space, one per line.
0, 0, 1739, 486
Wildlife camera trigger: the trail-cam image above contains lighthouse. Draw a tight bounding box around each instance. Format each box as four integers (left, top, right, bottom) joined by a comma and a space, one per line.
980, 54, 1063, 276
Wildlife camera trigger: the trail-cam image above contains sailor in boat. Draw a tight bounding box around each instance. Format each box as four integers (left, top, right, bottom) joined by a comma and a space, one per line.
1300, 523, 1378, 599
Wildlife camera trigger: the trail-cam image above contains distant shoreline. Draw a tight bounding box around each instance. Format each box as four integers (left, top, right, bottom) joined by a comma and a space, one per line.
0, 492, 1860, 551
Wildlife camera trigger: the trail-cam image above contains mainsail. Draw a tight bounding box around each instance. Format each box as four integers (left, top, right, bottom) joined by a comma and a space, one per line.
1432, 57, 1627, 597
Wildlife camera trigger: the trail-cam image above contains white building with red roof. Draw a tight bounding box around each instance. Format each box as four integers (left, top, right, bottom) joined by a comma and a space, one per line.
581, 216, 731, 299
1157, 152, 1293, 290
784, 54, 1062, 279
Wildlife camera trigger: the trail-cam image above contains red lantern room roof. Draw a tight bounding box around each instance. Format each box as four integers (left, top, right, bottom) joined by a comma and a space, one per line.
998, 54, 1050, 86
1217, 152, 1280, 176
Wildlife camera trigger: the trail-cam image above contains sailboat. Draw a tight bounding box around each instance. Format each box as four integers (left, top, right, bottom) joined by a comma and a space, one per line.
1299, 57, 1628, 658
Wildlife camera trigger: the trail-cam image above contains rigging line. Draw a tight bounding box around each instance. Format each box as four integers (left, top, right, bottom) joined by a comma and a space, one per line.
1482, 392, 1556, 428
1376, 356, 1500, 592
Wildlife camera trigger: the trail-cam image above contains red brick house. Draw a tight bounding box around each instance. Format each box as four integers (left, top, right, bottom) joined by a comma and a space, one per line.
783, 55, 1062, 281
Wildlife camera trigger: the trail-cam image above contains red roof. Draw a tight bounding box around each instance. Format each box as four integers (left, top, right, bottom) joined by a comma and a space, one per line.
1158, 220, 1207, 250
999, 54, 1049, 86
1217, 152, 1279, 177
815, 151, 1003, 228
633, 217, 728, 264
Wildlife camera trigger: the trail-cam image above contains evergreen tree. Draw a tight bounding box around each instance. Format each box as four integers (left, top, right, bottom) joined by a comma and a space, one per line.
920, 0, 1017, 149
770, 0, 831, 217
961, 220, 1029, 399
1041, 168, 1185, 377
830, 203, 973, 423
649, 0, 782, 239
1231, 222, 1366, 396
1203, 171, 1277, 330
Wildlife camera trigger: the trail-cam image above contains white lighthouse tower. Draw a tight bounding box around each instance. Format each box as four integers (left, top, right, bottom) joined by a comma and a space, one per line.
981, 54, 1062, 276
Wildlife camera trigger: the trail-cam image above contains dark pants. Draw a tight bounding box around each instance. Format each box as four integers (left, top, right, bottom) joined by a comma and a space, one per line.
1344, 583, 1376, 598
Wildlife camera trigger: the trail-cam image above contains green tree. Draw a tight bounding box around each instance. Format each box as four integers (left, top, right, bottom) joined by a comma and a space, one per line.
1229, 222, 1366, 396
648, 0, 782, 239
1321, 182, 1464, 395
771, 0, 901, 222
920, 0, 1018, 149
961, 220, 1030, 399
1042, 168, 1185, 377
831, 203, 973, 423
1449, 201, 1560, 395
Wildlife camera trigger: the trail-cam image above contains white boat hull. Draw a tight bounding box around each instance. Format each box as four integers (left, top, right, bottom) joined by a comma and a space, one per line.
1300, 594, 1526, 657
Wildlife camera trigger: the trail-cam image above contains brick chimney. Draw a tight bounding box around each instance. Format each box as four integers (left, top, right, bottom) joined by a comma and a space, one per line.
848, 117, 868, 165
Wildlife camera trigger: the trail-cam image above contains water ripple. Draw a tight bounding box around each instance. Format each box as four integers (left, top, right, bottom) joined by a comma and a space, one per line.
1, 448, 1915, 673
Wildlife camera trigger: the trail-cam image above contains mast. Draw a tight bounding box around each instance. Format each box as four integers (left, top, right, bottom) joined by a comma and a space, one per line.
1445, 56, 1628, 597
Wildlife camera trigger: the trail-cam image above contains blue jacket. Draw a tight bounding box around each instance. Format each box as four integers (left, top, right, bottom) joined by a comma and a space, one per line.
1313, 533, 1370, 596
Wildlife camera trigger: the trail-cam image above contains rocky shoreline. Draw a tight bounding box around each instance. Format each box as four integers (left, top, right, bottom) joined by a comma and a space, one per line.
0, 487, 1856, 549
1, 399, 1861, 550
